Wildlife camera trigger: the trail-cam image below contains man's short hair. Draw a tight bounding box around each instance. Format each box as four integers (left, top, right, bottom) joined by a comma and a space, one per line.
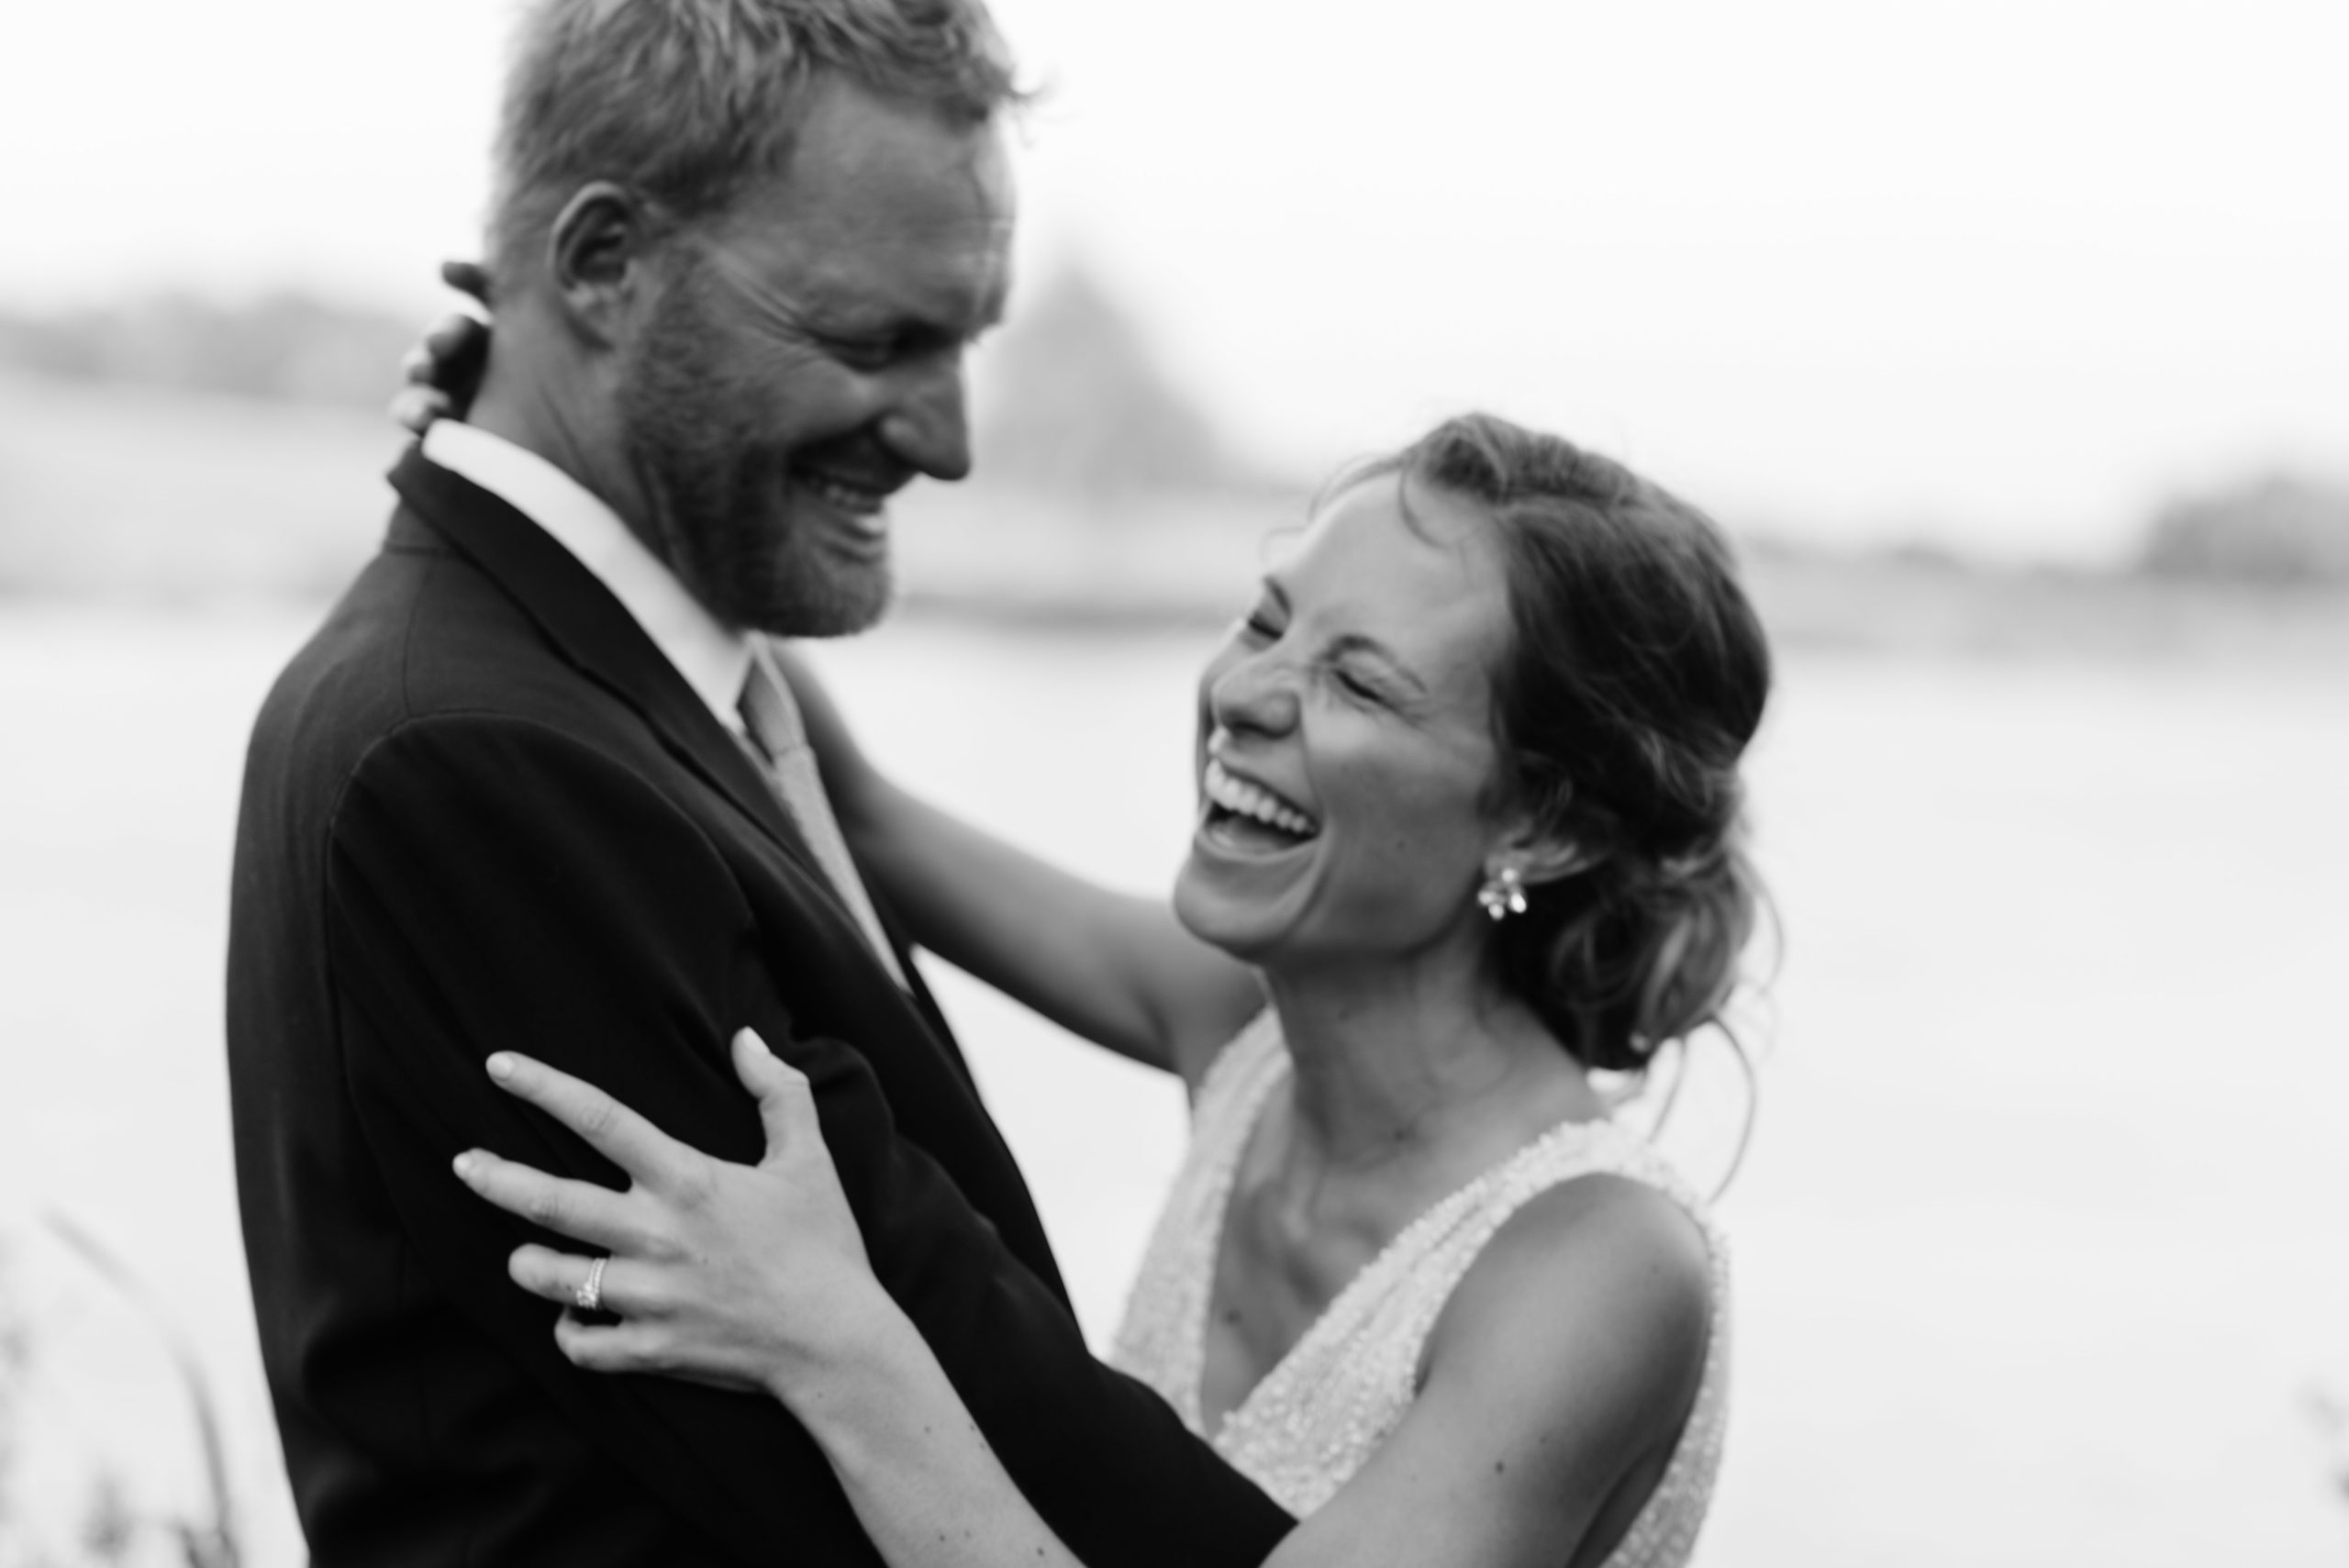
489, 0, 1022, 282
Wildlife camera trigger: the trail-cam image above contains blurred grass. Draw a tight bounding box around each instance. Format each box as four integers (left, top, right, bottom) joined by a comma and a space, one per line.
0, 1220, 242, 1568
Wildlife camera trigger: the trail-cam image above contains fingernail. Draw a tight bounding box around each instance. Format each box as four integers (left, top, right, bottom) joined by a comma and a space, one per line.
486, 1053, 516, 1082
452, 1151, 477, 1179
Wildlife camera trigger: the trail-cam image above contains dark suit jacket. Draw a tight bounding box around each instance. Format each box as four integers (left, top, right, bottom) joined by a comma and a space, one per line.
226, 448, 1292, 1566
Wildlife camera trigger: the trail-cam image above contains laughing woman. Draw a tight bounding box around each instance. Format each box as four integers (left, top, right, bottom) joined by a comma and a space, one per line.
455, 413, 1770, 1568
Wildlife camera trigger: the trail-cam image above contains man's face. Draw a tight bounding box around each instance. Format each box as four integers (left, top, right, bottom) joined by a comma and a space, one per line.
618, 77, 1015, 636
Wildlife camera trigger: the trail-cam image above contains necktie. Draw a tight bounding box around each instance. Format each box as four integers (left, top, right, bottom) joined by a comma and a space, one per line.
735, 641, 909, 990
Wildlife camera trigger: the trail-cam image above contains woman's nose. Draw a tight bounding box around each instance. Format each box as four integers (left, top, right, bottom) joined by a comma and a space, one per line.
1208, 649, 1300, 739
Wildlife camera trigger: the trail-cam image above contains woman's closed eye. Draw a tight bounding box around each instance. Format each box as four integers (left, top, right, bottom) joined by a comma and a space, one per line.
1324, 637, 1431, 713
1330, 663, 1386, 705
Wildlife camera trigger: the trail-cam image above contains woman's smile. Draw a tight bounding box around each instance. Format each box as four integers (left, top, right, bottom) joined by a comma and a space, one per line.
1197, 755, 1320, 857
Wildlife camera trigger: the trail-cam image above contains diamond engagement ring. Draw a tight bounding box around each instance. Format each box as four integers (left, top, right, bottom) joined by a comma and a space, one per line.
575, 1255, 608, 1315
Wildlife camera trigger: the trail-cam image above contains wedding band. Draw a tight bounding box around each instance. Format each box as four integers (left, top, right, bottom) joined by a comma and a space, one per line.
575, 1255, 607, 1315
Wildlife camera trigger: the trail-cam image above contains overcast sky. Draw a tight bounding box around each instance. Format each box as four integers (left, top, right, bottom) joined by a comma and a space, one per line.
5, 0, 2343, 559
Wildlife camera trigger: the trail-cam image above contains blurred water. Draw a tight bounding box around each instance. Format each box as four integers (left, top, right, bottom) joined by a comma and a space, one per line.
0, 603, 2344, 1565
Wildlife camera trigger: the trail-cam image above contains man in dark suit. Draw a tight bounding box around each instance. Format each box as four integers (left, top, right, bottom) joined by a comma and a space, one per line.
224, 2, 1292, 1562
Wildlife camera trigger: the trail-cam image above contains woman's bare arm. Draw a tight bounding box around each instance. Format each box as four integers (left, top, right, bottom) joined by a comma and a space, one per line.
774, 641, 1262, 1081
461, 1049, 1713, 1568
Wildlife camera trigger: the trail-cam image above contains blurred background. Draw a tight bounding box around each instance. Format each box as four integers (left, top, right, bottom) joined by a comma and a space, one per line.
2, 0, 2346, 1563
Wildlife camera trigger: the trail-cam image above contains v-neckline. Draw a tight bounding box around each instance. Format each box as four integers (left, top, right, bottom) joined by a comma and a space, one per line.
1189, 1040, 1613, 1441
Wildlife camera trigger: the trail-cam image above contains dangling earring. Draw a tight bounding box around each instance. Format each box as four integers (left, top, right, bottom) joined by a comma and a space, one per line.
1477, 864, 1529, 921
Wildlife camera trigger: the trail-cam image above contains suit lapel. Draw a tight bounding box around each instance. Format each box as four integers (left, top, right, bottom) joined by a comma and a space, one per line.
386, 446, 834, 894
386, 445, 1061, 1298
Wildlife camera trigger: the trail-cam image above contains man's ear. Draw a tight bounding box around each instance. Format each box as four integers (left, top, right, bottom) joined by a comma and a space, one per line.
544, 182, 656, 347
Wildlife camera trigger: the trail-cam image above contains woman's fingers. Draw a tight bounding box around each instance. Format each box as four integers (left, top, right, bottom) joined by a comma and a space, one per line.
391, 308, 484, 432
552, 1311, 660, 1373
400, 310, 488, 418
507, 1244, 685, 1323
551, 1314, 764, 1389
463, 1037, 886, 1399
455, 1150, 642, 1251
485, 1052, 696, 1192
389, 385, 452, 435
419, 312, 488, 372
507, 1241, 614, 1309
729, 1029, 871, 1275
440, 259, 493, 304
512, 1256, 768, 1391
730, 1029, 823, 1170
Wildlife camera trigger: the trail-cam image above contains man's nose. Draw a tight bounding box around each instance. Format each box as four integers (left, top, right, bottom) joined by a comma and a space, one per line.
878, 356, 973, 482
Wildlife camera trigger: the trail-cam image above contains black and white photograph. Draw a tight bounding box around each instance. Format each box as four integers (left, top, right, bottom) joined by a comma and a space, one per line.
1, 2, 2344, 1564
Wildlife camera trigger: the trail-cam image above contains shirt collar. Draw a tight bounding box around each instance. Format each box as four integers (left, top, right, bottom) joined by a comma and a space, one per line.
422, 421, 752, 729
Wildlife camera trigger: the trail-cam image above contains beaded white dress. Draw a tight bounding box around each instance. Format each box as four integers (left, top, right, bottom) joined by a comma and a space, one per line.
1109, 1011, 1729, 1567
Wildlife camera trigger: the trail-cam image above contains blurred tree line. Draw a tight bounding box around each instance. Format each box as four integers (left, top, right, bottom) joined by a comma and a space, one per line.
969, 261, 1291, 503
2, 277, 2338, 574
2136, 473, 2349, 585
0, 292, 418, 411
0, 262, 1292, 504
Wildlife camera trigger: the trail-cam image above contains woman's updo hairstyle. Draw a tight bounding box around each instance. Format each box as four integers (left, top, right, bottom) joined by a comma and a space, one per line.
1354, 414, 1772, 1073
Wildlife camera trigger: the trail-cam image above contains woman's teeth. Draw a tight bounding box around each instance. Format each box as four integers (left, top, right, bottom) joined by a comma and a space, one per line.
1203, 759, 1318, 839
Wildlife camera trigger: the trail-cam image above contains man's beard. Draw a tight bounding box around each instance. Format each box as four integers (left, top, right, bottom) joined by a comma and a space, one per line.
615, 270, 895, 639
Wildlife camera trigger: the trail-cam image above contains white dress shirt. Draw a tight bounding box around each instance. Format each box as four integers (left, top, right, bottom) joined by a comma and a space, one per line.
422, 420, 751, 732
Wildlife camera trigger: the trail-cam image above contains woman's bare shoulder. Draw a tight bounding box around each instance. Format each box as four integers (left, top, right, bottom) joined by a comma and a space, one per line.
1426, 1169, 1714, 1450
1268, 1171, 1716, 1567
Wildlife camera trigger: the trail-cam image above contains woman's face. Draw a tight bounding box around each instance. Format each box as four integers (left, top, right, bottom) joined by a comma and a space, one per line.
1173, 474, 1520, 968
